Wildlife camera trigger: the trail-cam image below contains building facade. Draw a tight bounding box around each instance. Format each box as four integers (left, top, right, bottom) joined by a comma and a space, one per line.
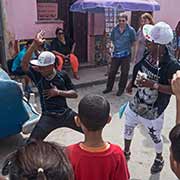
2, 0, 63, 60
154, 0, 180, 29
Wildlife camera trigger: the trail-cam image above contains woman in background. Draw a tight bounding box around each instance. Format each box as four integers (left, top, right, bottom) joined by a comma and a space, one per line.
51, 28, 80, 80
133, 13, 155, 64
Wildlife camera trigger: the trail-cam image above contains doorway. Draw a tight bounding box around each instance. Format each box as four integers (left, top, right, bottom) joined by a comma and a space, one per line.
71, 12, 88, 63
59, 0, 88, 63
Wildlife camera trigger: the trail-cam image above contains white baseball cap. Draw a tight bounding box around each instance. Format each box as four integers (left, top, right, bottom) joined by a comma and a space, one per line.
143, 21, 174, 45
30, 51, 55, 67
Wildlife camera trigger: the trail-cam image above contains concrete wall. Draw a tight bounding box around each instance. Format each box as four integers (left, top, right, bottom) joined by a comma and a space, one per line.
154, 0, 180, 29
4, 0, 63, 40
3, 0, 63, 59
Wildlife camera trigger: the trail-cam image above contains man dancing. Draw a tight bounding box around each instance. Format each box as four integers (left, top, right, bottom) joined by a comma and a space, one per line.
124, 22, 180, 174
21, 31, 82, 142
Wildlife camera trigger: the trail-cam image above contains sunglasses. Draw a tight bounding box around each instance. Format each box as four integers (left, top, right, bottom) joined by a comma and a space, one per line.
57, 32, 64, 35
119, 19, 126, 22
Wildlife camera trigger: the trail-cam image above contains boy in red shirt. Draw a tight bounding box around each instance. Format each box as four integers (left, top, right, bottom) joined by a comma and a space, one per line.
67, 94, 130, 180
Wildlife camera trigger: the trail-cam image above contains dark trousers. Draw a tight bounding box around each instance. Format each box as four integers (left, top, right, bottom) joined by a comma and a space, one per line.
28, 108, 82, 141
106, 56, 130, 92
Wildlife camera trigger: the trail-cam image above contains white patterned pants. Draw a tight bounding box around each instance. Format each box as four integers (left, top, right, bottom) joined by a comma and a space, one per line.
124, 104, 164, 154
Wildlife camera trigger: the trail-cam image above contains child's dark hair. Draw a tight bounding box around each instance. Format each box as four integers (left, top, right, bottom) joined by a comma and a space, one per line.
2, 141, 74, 180
78, 94, 110, 131
169, 124, 180, 163
55, 27, 64, 35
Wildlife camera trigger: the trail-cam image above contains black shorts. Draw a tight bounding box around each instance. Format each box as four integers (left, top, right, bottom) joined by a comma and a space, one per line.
28, 108, 83, 141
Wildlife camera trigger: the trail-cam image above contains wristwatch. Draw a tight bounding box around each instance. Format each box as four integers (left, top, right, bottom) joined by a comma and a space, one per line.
153, 83, 159, 90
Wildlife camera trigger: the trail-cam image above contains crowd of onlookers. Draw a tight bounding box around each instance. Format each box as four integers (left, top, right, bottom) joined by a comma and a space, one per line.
0, 14, 180, 180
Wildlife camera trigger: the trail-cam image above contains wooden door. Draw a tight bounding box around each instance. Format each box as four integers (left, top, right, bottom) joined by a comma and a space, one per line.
72, 12, 88, 63
58, 0, 88, 63
58, 0, 70, 32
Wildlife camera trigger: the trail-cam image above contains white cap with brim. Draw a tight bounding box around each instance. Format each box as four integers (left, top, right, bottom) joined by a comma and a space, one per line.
143, 21, 174, 45
30, 51, 55, 67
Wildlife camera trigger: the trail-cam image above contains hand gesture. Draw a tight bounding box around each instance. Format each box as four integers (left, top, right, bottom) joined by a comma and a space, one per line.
126, 81, 133, 94
171, 70, 180, 100
34, 30, 46, 47
43, 83, 59, 100
136, 77, 154, 88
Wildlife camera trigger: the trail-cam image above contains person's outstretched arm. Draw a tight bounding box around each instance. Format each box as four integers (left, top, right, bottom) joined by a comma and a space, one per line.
21, 30, 45, 72
133, 40, 139, 63
52, 50, 65, 58
171, 70, 180, 124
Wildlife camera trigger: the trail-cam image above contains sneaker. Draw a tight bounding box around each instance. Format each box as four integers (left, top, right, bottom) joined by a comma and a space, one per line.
102, 89, 112, 94
150, 158, 164, 174
124, 151, 131, 161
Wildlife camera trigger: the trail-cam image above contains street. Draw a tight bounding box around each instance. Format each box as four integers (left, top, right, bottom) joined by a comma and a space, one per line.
0, 83, 178, 180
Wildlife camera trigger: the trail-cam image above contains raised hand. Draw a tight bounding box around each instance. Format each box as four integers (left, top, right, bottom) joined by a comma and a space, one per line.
171, 70, 180, 100
34, 30, 46, 47
136, 77, 154, 88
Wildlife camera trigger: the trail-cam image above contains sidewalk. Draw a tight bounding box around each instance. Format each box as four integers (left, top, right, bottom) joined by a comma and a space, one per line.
70, 64, 133, 88
71, 65, 110, 88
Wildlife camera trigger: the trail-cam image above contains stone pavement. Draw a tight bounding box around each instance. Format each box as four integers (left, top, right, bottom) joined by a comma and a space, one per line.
71, 65, 110, 88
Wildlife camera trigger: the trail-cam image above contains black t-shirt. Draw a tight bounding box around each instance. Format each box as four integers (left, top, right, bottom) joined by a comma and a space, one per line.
27, 67, 75, 113
130, 49, 180, 119
50, 36, 74, 55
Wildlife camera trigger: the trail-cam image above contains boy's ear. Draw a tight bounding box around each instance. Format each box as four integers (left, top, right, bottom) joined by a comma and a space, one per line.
172, 159, 179, 172
74, 116, 81, 127
107, 115, 112, 124
170, 148, 179, 173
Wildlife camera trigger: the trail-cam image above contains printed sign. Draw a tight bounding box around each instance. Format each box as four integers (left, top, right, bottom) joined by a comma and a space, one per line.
37, 2, 58, 20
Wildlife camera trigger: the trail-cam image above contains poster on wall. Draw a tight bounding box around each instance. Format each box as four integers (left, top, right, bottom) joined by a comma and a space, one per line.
104, 8, 122, 34
94, 35, 105, 65
37, 0, 58, 20
94, 8, 121, 65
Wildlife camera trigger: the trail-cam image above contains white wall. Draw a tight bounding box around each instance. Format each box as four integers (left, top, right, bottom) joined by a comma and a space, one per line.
154, 0, 180, 29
